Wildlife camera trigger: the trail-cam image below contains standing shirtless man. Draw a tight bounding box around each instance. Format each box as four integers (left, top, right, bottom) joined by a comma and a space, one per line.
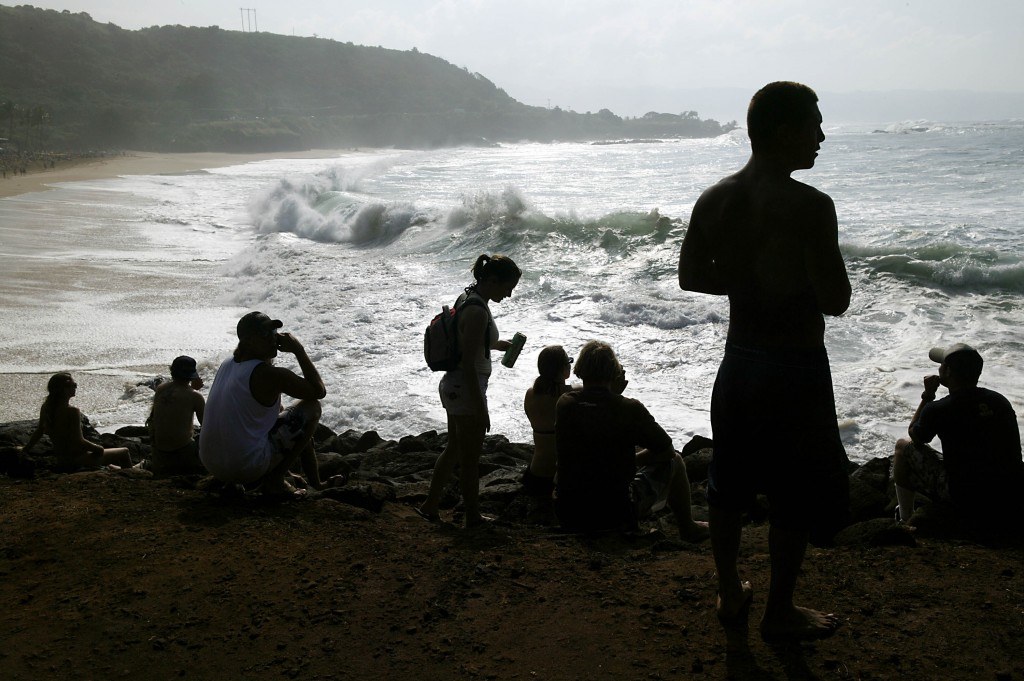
679, 81, 851, 643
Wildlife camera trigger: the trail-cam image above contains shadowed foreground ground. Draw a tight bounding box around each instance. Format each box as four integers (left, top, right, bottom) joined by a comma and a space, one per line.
1, 471, 1022, 680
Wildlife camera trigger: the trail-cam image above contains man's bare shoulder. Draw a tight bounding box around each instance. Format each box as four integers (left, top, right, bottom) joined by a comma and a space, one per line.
694, 172, 744, 204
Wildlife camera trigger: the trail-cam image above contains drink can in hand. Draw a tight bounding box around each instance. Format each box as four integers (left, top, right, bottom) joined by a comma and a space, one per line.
501, 332, 527, 367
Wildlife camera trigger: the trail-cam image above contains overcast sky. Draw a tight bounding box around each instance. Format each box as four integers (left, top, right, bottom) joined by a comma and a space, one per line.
16, 0, 1024, 121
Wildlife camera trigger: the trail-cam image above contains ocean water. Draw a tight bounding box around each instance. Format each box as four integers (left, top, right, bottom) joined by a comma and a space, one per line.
2, 120, 1022, 463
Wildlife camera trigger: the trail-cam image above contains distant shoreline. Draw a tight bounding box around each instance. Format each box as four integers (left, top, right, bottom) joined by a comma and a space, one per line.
0, 148, 362, 200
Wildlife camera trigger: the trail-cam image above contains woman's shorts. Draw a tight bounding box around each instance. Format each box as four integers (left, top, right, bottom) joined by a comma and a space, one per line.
439, 372, 489, 416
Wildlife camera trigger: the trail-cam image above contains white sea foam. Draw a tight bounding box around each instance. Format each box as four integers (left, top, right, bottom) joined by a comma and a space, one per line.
2, 123, 1023, 460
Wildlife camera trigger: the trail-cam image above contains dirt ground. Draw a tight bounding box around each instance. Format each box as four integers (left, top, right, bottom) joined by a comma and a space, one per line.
1, 471, 1021, 681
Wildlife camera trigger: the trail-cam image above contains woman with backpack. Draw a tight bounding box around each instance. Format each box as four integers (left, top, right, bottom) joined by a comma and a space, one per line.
418, 253, 522, 528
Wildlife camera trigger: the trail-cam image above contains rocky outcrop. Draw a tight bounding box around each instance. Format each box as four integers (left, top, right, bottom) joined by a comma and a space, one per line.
0, 418, 919, 539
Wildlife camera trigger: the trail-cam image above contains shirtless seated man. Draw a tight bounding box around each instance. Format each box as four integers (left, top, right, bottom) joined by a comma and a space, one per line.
145, 355, 206, 476
23, 372, 133, 470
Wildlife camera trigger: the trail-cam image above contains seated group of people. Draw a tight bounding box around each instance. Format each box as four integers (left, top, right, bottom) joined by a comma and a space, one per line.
522, 340, 1022, 542
19, 310, 1023, 541
23, 311, 333, 499
524, 341, 710, 541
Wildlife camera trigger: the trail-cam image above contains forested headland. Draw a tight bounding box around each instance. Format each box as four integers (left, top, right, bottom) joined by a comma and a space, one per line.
0, 4, 737, 152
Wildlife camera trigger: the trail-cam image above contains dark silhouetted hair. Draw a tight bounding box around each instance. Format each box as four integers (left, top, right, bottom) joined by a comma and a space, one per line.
42, 372, 73, 428
747, 81, 819, 152
573, 340, 622, 384
533, 345, 570, 396
471, 254, 522, 284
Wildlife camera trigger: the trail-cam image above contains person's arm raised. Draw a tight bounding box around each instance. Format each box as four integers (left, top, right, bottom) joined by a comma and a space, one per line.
253, 333, 327, 403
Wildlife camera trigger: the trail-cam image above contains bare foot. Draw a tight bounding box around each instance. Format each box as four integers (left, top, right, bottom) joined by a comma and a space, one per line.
679, 520, 710, 543
261, 478, 306, 500
717, 581, 754, 626
760, 605, 840, 644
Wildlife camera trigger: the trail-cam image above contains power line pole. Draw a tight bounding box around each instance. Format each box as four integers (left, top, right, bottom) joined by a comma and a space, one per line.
240, 8, 257, 33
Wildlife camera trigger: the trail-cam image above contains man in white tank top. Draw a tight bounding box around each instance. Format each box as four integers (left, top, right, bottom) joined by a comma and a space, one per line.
200, 311, 327, 497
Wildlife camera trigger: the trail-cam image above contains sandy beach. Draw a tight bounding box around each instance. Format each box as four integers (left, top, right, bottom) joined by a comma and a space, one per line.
0, 149, 358, 200
0, 148, 360, 423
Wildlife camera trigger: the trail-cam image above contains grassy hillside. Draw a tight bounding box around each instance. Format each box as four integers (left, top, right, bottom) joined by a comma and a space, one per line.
0, 4, 734, 151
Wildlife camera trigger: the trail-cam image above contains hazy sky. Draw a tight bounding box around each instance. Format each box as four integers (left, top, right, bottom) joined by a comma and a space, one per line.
15, 1, 1024, 119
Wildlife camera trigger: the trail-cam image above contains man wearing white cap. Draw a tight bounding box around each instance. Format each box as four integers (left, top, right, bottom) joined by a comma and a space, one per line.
892, 343, 1023, 534
200, 311, 327, 497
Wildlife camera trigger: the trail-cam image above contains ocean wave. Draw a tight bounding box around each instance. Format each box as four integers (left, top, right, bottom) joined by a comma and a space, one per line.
598, 299, 725, 330
845, 242, 1024, 292
249, 174, 433, 245
250, 166, 689, 256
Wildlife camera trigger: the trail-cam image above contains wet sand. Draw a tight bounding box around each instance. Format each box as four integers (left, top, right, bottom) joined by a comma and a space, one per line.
0, 149, 357, 200
0, 148, 360, 423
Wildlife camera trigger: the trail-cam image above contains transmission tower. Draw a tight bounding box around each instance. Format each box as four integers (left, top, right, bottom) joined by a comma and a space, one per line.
240, 8, 258, 33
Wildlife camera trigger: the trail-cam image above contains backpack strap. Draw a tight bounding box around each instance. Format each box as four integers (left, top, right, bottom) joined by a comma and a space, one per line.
454, 290, 491, 359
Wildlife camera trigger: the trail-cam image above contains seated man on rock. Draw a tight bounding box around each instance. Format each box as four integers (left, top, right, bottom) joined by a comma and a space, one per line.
892, 343, 1023, 535
144, 355, 206, 476
554, 340, 709, 542
200, 312, 327, 497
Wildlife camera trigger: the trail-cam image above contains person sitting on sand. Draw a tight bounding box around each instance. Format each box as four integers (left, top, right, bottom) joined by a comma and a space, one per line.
22, 372, 133, 470
419, 254, 522, 528
892, 343, 1023, 535
553, 340, 709, 542
522, 345, 575, 498
143, 356, 206, 476
199, 312, 328, 498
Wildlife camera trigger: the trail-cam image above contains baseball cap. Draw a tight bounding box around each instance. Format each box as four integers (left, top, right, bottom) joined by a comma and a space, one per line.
928, 343, 983, 381
236, 311, 283, 340
170, 355, 199, 381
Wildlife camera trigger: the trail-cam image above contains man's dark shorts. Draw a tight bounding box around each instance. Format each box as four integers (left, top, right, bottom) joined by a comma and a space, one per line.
708, 343, 850, 533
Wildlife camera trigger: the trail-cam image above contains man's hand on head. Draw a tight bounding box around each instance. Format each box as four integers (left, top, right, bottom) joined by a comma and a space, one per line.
922, 374, 941, 397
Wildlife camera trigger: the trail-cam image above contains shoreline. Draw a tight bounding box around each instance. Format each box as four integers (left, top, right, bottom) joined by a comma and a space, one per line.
0, 148, 362, 200
0, 147, 371, 424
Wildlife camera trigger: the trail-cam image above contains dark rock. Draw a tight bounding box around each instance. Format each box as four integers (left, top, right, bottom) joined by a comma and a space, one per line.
355, 431, 384, 452
315, 452, 353, 481
681, 435, 713, 458
833, 518, 917, 547
682, 448, 713, 483
318, 429, 359, 455
0, 446, 36, 478
359, 449, 438, 478
320, 481, 395, 513
414, 430, 445, 450
479, 482, 524, 503
397, 435, 429, 454
313, 422, 337, 445
850, 456, 893, 492
848, 476, 891, 522
0, 419, 38, 447
115, 425, 150, 438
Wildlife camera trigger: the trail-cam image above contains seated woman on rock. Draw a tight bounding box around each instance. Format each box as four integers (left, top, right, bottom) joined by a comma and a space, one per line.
522, 345, 574, 497
22, 372, 133, 471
